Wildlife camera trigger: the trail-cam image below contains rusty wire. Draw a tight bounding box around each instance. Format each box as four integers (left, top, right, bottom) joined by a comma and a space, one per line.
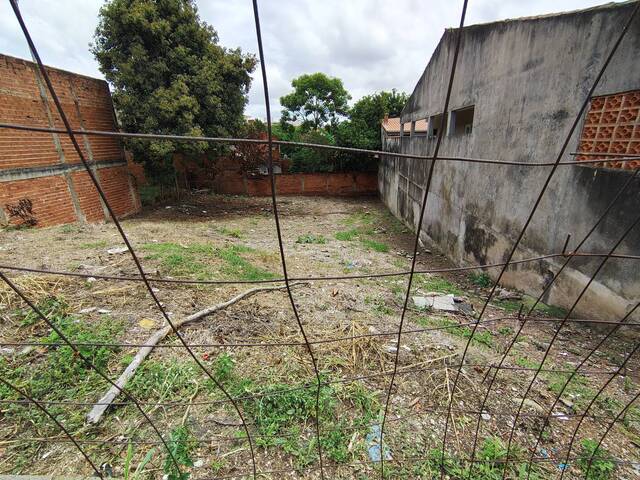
2, 311, 639, 352
253, 2, 326, 473
0, 251, 638, 287
1, 121, 639, 167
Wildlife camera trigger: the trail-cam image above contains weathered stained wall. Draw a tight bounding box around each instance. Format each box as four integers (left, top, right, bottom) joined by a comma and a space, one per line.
379, 2, 640, 320
0, 54, 140, 227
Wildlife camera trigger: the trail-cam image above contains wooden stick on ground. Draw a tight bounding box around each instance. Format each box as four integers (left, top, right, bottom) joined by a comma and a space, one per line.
86, 282, 308, 424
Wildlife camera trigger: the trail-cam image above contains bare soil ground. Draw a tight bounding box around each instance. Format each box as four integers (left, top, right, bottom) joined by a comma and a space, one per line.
0, 194, 638, 479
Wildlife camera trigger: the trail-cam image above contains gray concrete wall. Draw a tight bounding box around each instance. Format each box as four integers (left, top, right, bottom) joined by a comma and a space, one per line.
379, 2, 640, 320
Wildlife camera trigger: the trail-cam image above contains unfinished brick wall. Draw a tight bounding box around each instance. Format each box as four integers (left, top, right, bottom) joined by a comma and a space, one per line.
213, 171, 378, 196
0, 54, 140, 227
577, 90, 640, 169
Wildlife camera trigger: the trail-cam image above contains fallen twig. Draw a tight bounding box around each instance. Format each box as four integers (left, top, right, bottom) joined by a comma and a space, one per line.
86, 282, 307, 424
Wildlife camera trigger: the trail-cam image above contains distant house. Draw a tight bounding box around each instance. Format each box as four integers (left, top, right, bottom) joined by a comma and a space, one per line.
380, 1, 640, 319
381, 115, 428, 138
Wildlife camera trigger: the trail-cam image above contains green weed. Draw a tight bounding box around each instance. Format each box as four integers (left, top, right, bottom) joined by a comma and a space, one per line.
498, 326, 514, 336
129, 360, 199, 400
365, 296, 393, 316
142, 242, 275, 281
469, 272, 492, 288
515, 357, 541, 370
546, 370, 594, 408
577, 439, 616, 480
215, 245, 276, 281
396, 438, 540, 479
219, 227, 243, 238
142, 242, 214, 278
419, 317, 495, 349
296, 234, 327, 244
124, 443, 156, 480
335, 229, 359, 241
59, 224, 79, 234
163, 425, 196, 480
0, 297, 123, 431
496, 295, 567, 318
80, 240, 108, 249
414, 274, 462, 295
360, 238, 389, 252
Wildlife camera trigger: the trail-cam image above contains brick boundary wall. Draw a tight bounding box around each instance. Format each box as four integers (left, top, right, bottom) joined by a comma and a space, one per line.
212, 171, 378, 196
0, 54, 140, 228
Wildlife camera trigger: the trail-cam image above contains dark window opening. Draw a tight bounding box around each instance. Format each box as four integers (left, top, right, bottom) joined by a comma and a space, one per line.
428, 113, 446, 139
451, 105, 475, 135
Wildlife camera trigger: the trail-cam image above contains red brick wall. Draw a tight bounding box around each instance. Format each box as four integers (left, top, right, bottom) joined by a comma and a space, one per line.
577, 90, 640, 169
0, 54, 140, 227
214, 172, 378, 196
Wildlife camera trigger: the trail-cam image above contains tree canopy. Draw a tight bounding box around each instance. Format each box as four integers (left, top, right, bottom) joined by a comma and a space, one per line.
279, 73, 351, 130
278, 81, 408, 173
92, 0, 256, 183
334, 89, 409, 151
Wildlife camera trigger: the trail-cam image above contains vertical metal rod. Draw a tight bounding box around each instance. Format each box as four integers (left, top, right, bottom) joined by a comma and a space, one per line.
250, 0, 325, 476
375, 1, 470, 478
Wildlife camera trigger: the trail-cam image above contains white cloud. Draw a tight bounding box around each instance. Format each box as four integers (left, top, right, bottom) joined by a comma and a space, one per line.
0, 0, 621, 121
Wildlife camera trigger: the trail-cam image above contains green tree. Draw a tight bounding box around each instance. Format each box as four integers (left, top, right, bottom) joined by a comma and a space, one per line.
280, 73, 351, 130
92, 0, 256, 184
336, 89, 408, 151
332, 89, 408, 171
288, 129, 337, 173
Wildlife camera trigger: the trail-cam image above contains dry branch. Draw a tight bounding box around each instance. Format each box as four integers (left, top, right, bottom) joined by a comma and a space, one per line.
86, 282, 307, 424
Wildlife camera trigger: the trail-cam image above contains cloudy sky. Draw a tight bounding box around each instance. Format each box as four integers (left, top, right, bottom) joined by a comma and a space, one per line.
0, 0, 620, 120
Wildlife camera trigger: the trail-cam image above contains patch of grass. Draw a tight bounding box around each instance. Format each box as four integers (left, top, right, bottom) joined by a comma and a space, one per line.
365, 296, 393, 316
577, 438, 616, 480
395, 438, 540, 480
219, 227, 243, 239
296, 234, 326, 244
498, 326, 514, 336
215, 245, 276, 281
419, 317, 495, 349
335, 229, 359, 241
210, 359, 375, 469
515, 357, 541, 370
129, 359, 199, 400
360, 238, 389, 252
414, 274, 463, 295
80, 240, 108, 249
59, 223, 79, 234
0, 296, 123, 431
142, 242, 275, 281
545, 369, 595, 408
469, 272, 492, 288
496, 295, 567, 318
163, 425, 196, 480
142, 242, 214, 278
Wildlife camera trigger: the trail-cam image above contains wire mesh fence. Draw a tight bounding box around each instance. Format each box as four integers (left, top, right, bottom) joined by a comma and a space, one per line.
1, 0, 640, 479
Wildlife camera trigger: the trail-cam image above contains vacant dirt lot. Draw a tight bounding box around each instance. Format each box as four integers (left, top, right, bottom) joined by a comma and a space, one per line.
0, 194, 638, 479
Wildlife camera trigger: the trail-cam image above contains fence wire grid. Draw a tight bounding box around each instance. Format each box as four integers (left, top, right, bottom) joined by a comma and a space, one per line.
1, 0, 640, 479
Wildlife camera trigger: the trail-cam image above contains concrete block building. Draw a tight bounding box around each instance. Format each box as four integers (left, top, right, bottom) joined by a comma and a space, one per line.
380, 2, 640, 319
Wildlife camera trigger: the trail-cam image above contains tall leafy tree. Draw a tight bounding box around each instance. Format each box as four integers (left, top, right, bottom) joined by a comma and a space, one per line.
92, 0, 256, 183
280, 73, 351, 130
334, 89, 408, 151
